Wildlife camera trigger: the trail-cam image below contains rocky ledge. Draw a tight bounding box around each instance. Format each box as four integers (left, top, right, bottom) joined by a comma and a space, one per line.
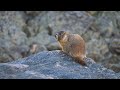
0, 50, 120, 79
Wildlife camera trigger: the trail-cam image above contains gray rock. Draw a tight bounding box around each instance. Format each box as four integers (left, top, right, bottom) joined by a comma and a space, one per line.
86, 37, 109, 62
0, 50, 119, 79
47, 11, 94, 35
88, 11, 120, 72
0, 11, 28, 62
109, 38, 120, 55
93, 11, 120, 38
46, 42, 61, 51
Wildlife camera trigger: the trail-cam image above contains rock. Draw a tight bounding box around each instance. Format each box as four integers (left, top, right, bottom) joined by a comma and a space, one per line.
102, 54, 120, 73
27, 30, 52, 45
88, 11, 120, 72
86, 37, 109, 62
108, 63, 120, 73
46, 42, 61, 51
109, 38, 120, 55
0, 50, 119, 79
0, 11, 28, 62
93, 11, 120, 38
46, 11, 94, 35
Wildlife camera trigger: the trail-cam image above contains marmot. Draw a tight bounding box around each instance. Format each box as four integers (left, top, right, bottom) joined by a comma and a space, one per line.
55, 31, 86, 66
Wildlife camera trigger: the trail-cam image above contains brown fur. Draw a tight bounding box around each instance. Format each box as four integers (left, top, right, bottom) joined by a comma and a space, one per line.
55, 31, 86, 66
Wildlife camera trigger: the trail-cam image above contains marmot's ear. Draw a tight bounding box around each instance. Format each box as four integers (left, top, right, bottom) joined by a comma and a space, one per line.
59, 31, 66, 35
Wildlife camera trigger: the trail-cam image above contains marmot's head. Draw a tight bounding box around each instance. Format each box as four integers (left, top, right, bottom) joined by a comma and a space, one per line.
54, 31, 68, 42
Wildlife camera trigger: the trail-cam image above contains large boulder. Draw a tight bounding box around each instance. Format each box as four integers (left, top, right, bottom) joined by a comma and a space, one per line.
0, 50, 119, 79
